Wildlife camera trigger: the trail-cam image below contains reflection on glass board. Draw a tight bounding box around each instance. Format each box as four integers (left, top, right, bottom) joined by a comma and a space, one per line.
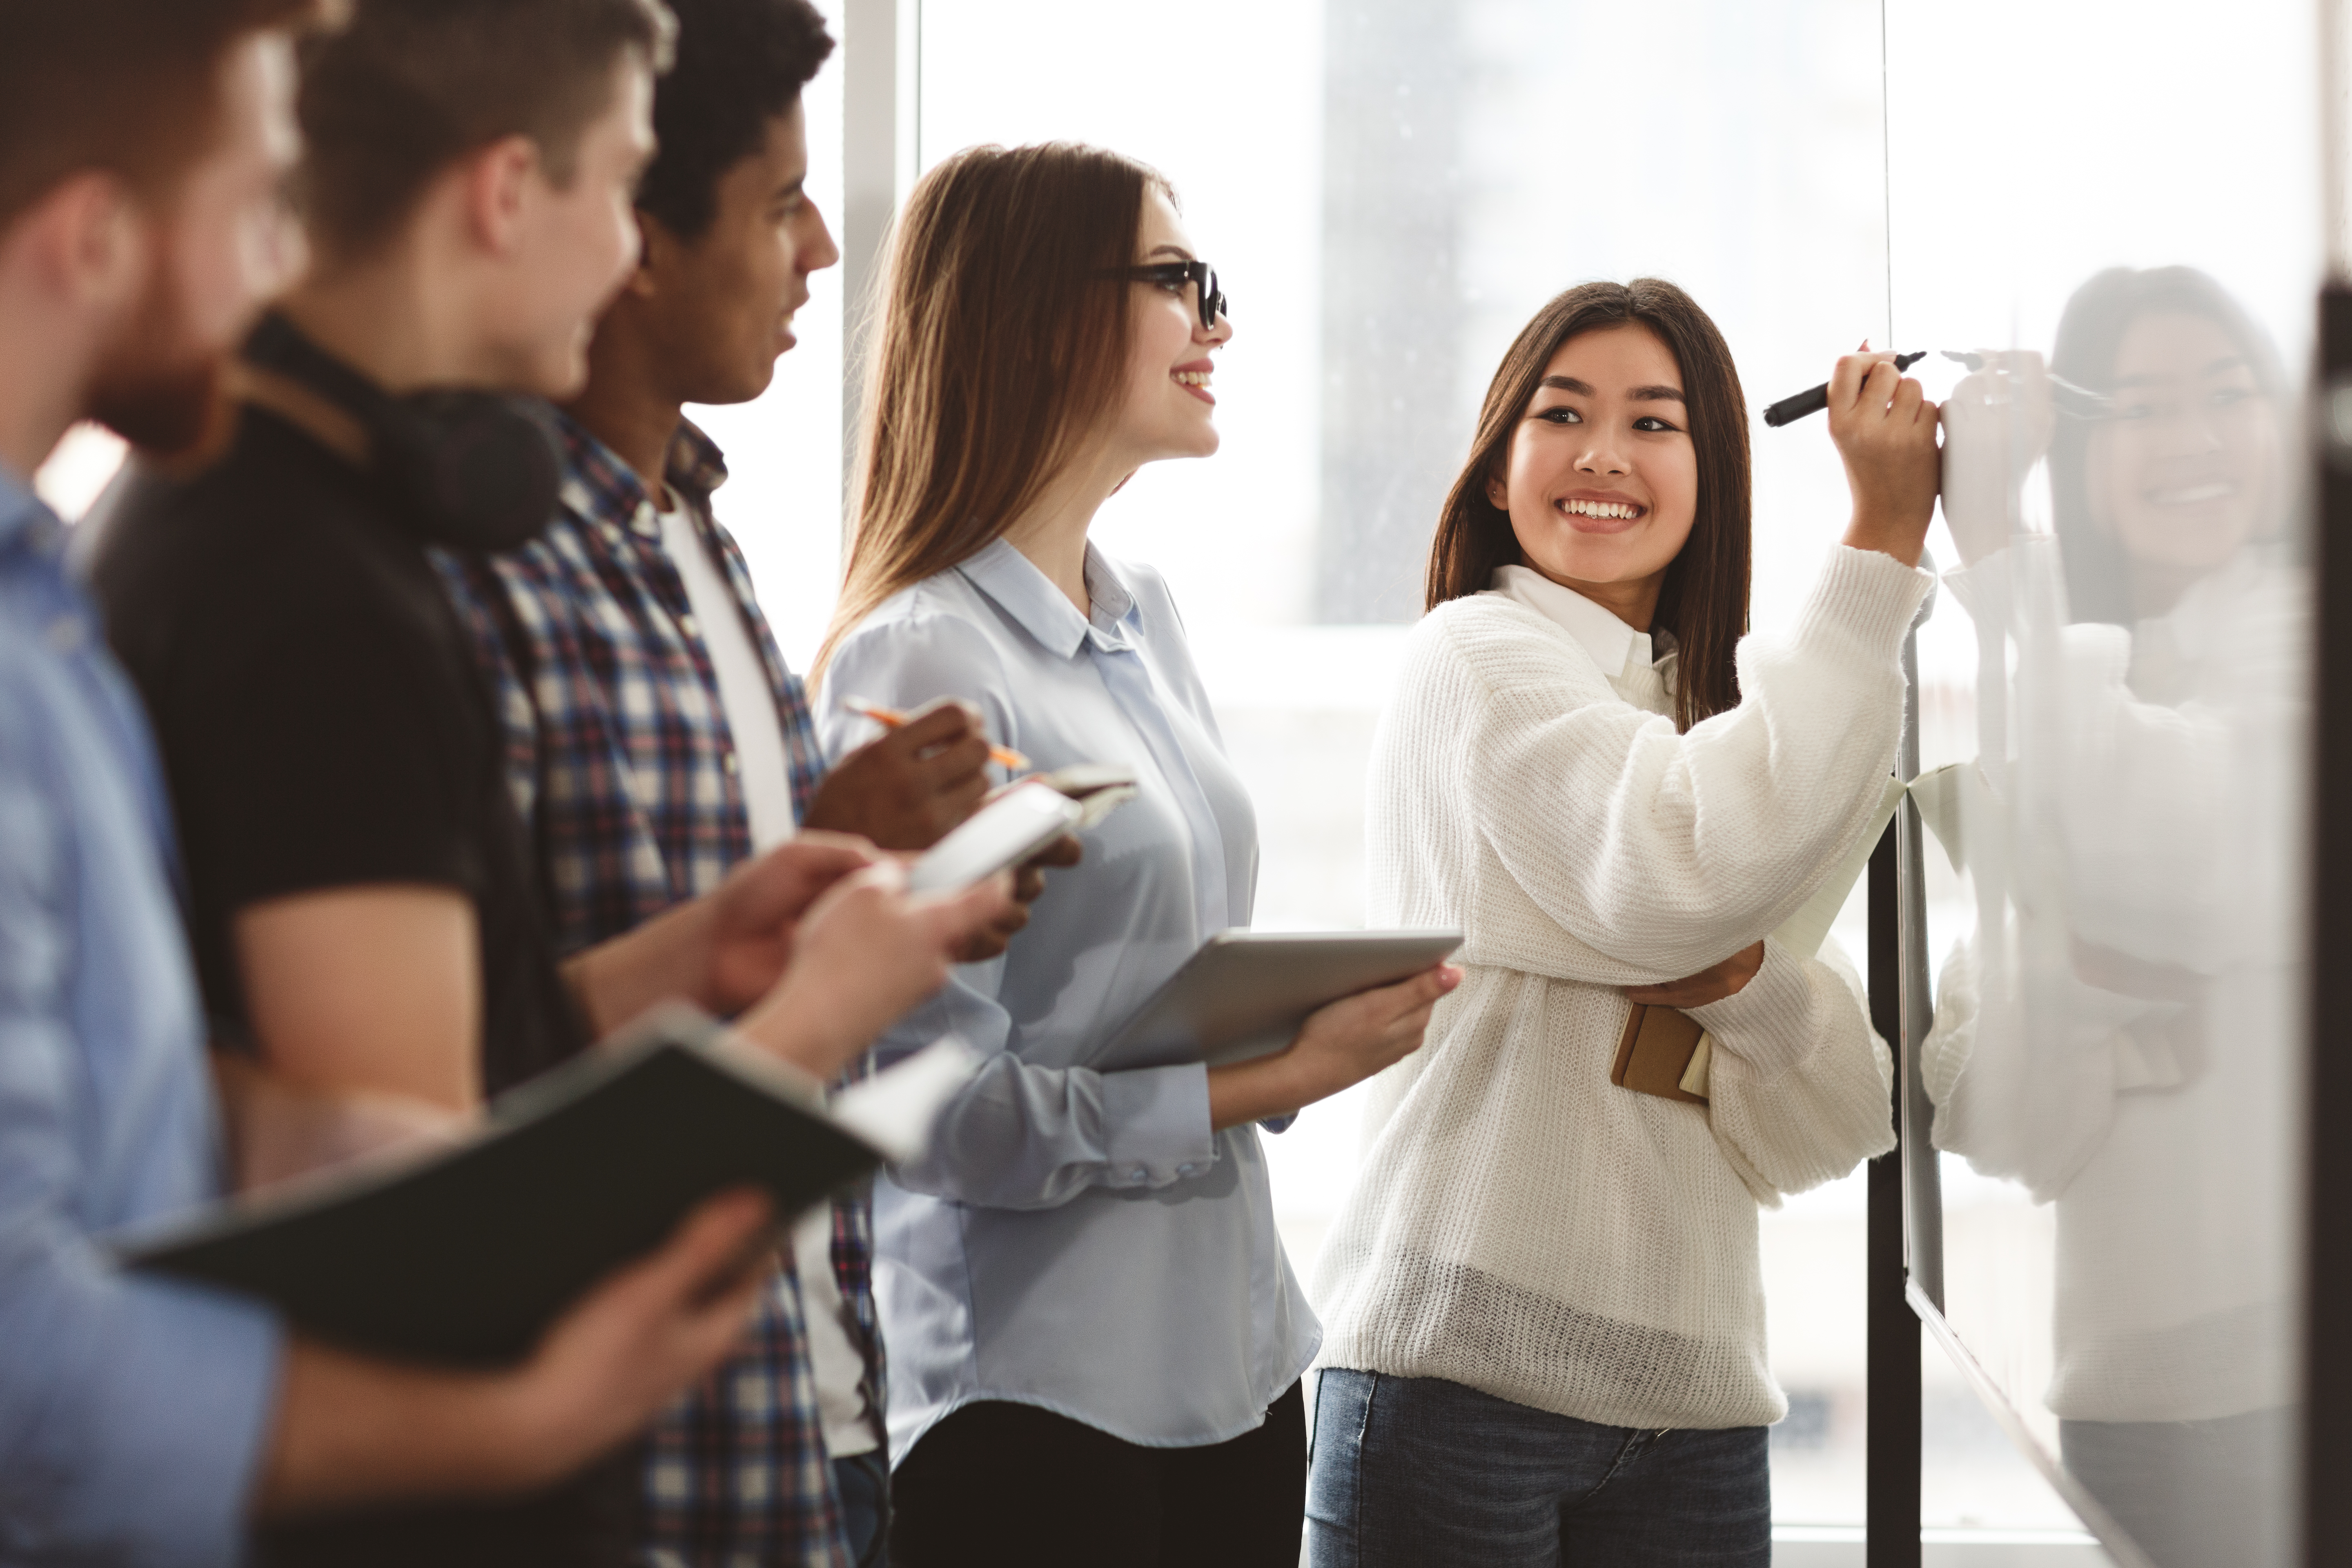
911, 0, 2323, 1552
1883, 2, 2317, 1560
1921, 270, 2305, 1568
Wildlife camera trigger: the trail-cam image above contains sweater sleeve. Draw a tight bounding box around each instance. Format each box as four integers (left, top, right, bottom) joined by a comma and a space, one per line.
1943, 540, 2301, 973
1687, 937, 1895, 1203
1455, 547, 1930, 985
1921, 923, 2138, 1203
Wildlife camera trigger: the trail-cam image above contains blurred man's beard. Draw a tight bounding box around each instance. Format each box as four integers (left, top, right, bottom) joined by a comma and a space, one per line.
85, 264, 231, 458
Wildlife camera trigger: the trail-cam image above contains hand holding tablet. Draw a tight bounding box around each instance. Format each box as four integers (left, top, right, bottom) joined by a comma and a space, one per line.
1096, 929, 1464, 1070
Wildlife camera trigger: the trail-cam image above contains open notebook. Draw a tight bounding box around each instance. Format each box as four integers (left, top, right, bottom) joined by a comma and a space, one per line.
114, 1006, 976, 1365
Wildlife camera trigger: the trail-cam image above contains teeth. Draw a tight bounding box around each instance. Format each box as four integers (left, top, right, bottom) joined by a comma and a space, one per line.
1174, 370, 1213, 387
2149, 481, 2234, 505
1558, 498, 1638, 520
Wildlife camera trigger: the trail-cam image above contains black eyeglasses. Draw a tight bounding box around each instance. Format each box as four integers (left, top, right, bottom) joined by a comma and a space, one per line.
1104, 260, 1229, 330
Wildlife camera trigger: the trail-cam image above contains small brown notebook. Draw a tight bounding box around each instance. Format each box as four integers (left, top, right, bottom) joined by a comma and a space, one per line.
1610, 1004, 1710, 1105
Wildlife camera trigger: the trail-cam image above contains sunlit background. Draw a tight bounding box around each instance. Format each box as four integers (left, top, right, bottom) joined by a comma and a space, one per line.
38, 0, 2320, 1551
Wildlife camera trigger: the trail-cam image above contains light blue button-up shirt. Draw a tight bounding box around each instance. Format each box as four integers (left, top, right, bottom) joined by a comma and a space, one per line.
0, 468, 282, 1564
818, 538, 1319, 1456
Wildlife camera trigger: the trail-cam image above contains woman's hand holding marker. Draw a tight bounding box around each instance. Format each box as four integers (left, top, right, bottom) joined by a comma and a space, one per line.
1938, 350, 2056, 568
1829, 344, 1942, 568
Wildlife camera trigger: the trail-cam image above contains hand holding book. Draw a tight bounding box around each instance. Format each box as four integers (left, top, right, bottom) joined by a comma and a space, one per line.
732, 858, 1012, 1080
1613, 775, 1911, 1105
569, 835, 1013, 1085
122, 1010, 983, 1367
1624, 942, 1766, 1011
1611, 942, 1766, 1107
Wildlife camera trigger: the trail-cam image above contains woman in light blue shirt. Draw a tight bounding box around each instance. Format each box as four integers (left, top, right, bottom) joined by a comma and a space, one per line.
812, 143, 1459, 1568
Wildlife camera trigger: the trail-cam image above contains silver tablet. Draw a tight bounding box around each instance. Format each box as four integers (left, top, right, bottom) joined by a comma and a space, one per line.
1093, 929, 1464, 1071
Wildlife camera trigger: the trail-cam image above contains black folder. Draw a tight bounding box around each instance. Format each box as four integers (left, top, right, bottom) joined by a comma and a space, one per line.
114, 1006, 888, 1366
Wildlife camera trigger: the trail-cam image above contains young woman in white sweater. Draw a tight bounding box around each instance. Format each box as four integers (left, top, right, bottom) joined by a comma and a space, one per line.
1304, 279, 1941, 1566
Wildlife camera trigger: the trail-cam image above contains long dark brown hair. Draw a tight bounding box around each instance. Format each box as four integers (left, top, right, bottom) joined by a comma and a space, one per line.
815, 142, 1163, 680
1425, 278, 1751, 732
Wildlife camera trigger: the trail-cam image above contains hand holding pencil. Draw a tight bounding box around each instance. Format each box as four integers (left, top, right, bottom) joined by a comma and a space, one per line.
844, 697, 1030, 773
803, 699, 995, 853
820, 697, 1077, 967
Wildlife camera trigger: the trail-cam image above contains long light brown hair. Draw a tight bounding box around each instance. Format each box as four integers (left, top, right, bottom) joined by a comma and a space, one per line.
1425, 278, 1751, 732
815, 142, 1164, 679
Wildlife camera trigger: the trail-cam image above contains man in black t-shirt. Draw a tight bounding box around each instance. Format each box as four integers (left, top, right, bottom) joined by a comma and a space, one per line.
90, 2, 1013, 1563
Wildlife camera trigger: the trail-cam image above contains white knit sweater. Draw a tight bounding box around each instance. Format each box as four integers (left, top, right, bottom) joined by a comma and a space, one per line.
1309, 546, 1929, 1431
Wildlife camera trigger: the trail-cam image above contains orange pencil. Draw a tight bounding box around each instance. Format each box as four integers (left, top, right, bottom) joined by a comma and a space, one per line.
843, 697, 1030, 773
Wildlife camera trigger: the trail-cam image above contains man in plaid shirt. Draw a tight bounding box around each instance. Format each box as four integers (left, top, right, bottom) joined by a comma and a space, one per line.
439, 2, 1063, 1561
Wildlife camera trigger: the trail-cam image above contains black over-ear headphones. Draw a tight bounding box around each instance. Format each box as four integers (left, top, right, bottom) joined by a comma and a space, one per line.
241, 311, 564, 553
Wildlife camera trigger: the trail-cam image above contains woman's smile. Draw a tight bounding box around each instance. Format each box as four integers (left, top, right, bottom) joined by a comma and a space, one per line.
2143, 477, 2236, 507
1173, 358, 1216, 404
1554, 491, 1647, 530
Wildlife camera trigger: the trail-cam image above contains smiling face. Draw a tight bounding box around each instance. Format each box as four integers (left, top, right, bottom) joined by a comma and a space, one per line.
638, 98, 839, 406
483, 55, 658, 399
1102, 186, 1232, 470
1486, 322, 1697, 626
2087, 309, 2281, 590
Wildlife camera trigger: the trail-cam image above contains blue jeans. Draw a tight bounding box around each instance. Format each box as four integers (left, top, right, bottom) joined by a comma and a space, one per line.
1305, 1369, 1770, 1567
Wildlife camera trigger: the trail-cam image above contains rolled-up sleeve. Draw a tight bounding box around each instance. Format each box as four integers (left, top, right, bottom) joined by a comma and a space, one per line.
889, 1017, 1217, 1210
0, 684, 283, 1566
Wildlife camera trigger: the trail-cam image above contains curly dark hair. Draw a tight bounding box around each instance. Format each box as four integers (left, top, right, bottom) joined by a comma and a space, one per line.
634, 0, 835, 242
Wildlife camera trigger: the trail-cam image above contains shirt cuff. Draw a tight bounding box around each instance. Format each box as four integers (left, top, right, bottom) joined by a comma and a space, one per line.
56, 1274, 283, 1566
1685, 940, 1818, 1085
1100, 1062, 1216, 1186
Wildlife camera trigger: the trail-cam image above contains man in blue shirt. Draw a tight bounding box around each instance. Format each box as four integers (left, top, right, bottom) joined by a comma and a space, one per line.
0, 3, 802, 1559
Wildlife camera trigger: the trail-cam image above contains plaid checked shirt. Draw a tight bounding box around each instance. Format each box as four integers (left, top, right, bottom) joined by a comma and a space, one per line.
437, 417, 871, 1568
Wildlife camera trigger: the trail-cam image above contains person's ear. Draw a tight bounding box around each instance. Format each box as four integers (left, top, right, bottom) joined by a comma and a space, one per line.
1484, 456, 1509, 512
18, 171, 150, 316
461, 135, 540, 258
625, 208, 679, 299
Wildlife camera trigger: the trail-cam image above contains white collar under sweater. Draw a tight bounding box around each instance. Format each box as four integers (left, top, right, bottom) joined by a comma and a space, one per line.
1490, 564, 1675, 680
1490, 564, 1678, 717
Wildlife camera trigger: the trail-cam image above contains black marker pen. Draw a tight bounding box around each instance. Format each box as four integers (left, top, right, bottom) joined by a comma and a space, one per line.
1760, 352, 1927, 428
